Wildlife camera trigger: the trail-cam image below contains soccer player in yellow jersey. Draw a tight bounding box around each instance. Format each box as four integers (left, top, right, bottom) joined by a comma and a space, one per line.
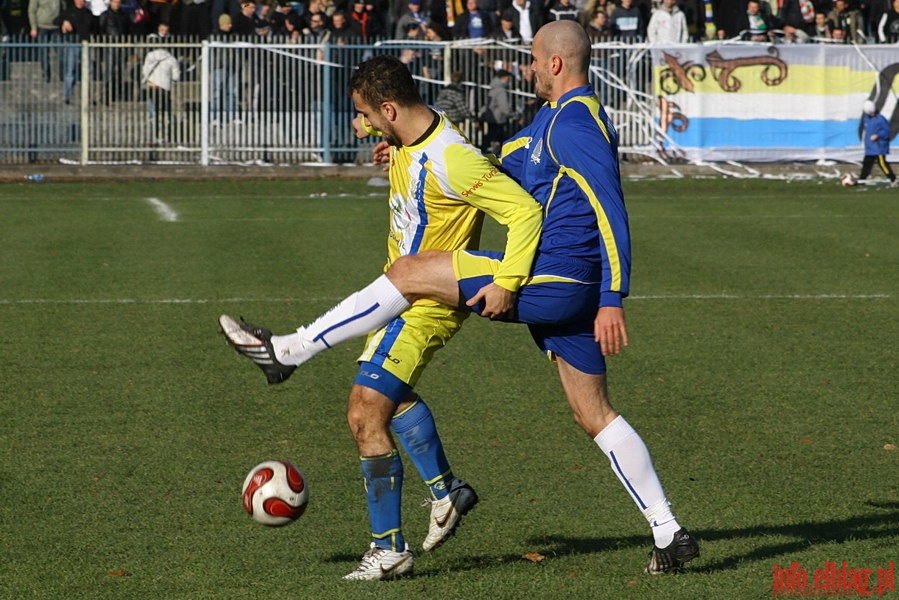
221, 55, 543, 580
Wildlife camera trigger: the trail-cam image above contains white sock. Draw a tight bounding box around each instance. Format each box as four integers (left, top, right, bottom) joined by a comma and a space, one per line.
271, 275, 410, 366
594, 415, 681, 548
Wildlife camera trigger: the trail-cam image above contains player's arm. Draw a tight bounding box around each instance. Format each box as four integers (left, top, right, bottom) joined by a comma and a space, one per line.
444, 143, 543, 297
873, 116, 890, 142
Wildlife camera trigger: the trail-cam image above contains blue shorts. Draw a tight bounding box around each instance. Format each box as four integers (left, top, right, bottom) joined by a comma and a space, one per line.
454, 250, 607, 375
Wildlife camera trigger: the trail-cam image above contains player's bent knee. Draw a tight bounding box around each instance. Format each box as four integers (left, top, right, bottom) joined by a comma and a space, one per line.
387, 251, 458, 305
386, 254, 424, 293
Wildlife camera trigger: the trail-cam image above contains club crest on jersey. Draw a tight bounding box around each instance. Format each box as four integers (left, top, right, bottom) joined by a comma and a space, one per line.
529, 137, 543, 165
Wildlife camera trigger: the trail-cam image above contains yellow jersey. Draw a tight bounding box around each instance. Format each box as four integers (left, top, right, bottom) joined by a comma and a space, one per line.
384, 111, 542, 293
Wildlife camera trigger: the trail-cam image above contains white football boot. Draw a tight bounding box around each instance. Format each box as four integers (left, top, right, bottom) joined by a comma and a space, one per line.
343, 543, 414, 581
422, 478, 479, 551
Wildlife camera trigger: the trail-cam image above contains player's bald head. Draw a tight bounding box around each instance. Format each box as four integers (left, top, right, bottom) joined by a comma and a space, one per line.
534, 20, 591, 77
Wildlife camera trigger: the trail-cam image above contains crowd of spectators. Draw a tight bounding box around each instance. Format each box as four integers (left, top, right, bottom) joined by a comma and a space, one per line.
2, 0, 897, 46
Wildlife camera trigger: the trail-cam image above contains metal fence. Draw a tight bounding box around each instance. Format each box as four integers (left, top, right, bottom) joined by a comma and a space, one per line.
0, 36, 656, 165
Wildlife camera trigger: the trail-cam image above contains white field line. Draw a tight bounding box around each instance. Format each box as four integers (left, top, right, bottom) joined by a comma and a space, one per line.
0, 294, 891, 306
146, 197, 178, 222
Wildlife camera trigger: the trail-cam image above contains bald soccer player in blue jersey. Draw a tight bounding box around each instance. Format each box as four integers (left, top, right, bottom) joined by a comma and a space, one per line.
221, 54, 543, 581
221, 21, 699, 576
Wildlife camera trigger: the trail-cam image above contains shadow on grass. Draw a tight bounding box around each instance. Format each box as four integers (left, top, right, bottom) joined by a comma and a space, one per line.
527, 501, 899, 572
320, 502, 898, 575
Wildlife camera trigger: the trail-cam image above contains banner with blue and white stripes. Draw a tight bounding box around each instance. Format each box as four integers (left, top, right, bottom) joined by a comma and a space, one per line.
651, 44, 899, 162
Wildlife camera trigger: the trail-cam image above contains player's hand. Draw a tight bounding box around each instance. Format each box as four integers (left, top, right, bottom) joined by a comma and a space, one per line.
351, 114, 370, 139
594, 306, 629, 356
372, 141, 390, 169
466, 283, 515, 319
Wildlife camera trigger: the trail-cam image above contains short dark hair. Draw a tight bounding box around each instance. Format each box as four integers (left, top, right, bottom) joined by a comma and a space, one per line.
348, 55, 422, 108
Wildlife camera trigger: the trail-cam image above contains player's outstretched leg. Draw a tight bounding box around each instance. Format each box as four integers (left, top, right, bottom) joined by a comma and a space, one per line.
220, 275, 411, 384
218, 315, 296, 384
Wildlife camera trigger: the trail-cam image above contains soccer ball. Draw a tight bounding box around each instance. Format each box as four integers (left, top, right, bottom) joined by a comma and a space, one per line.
241, 460, 309, 526
840, 173, 858, 187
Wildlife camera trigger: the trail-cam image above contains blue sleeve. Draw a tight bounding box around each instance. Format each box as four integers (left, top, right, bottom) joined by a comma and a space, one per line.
497, 122, 535, 185
548, 101, 631, 304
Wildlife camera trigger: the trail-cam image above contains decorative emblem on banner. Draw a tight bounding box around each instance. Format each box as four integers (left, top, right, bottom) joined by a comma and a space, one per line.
657, 47, 789, 94
706, 48, 788, 92
659, 52, 706, 94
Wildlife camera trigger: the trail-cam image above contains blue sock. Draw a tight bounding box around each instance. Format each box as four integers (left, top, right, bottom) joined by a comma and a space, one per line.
360, 450, 405, 551
392, 397, 453, 500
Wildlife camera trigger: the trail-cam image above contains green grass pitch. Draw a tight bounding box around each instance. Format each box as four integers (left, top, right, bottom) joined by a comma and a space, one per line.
0, 177, 896, 600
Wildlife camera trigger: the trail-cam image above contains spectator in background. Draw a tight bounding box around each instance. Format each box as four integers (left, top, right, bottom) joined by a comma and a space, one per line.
480, 68, 514, 154
394, 0, 428, 37
351, 0, 387, 39
453, 0, 494, 36
779, 0, 815, 42
647, 0, 689, 42
303, 9, 331, 36
867, 0, 888, 41
302, 8, 331, 66
876, 0, 899, 41
98, 0, 129, 34
149, 19, 171, 36
812, 10, 835, 39
713, 0, 746, 38
56, 0, 95, 105
211, 12, 239, 124
349, 0, 372, 38
253, 0, 273, 35
586, 7, 613, 105
828, 0, 865, 42
492, 7, 521, 39
282, 11, 305, 38
676, 0, 707, 41
547, 0, 580, 21
28, 0, 61, 83
741, 0, 774, 40
481, 0, 503, 30
303, 0, 329, 26
366, 0, 390, 34
142, 24, 180, 145
181, 0, 212, 36
435, 70, 473, 123
87, 0, 110, 19
858, 100, 897, 186
330, 9, 362, 40
147, 0, 176, 33
210, 0, 240, 34
586, 6, 614, 39
98, 0, 130, 102
580, 0, 617, 21
270, 0, 297, 35
610, 0, 644, 39
505, 0, 541, 41
232, 0, 258, 34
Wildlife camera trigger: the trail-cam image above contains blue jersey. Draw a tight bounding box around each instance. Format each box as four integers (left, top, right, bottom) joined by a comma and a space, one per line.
499, 85, 631, 308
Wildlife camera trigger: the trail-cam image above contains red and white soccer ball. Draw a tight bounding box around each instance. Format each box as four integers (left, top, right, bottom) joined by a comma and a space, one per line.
242, 460, 309, 526
840, 173, 858, 187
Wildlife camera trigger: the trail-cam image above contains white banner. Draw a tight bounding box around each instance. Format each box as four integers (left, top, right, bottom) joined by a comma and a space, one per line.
651, 43, 899, 162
